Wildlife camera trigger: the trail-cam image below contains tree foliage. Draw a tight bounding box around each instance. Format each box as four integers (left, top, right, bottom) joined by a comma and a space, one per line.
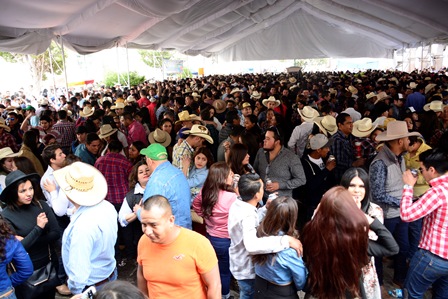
138, 50, 172, 68
104, 71, 145, 87
0, 42, 65, 94
180, 67, 193, 79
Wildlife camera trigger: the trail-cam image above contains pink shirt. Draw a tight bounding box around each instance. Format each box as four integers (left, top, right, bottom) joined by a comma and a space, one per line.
193, 190, 237, 239
127, 120, 148, 146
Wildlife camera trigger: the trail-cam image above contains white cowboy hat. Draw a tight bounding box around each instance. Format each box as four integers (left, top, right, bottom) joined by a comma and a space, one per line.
407, 82, 418, 89
148, 128, 172, 147
262, 96, 280, 108
111, 102, 125, 110
352, 118, 378, 138
366, 92, 377, 100
0, 147, 19, 160
0, 117, 11, 132
346, 86, 358, 95
126, 95, 136, 103
251, 91, 261, 99
53, 162, 107, 206
100, 96, 113, 105
314, 115, 338, 136
298, 106, 319, 123
183, 124, 213, 144
376, 121, 421, 142
424, 83, 437, 94
423, 100, 445, 112
79, 106, 95, 118
289, 77, 297, 84
230, 88, 243, 94
98, 124, 118, 139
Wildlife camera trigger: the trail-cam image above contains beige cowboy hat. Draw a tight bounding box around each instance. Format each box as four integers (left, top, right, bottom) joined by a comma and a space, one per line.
126, 95, 136, 103
148, 128, 172, 147
175, 111, 191, 125
191, 92, 201, 99
230, 88, 243, 94
407, 82, 418, 89
352, 118, 378, 138
183, 124, 213, 144
374, 92, 391, 105
241, 102, 252, 110
289, 77, 297, 84
111, 102, 125, 110
262, 96, 280, 108
79, 106, 95, 118
212, 100, 227, 114
423, 100, 446, 112
60, 107, 73, 117
98, 124, 118, 139
100, 96, 113, 105
366, 92, 377, 100
376, 121, 421, 142
0, 147, 19, 160
251, 91, 261, 99
0, 117, 11, 132
424, 83, 437, 94
346, 85, 358, 95
314, 115, 338, 136
39, 98, 49, 106
298, 106, 319, 123
53, 161, 107, 206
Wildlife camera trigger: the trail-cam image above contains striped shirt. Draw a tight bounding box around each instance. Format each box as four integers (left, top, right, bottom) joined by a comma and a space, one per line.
400, 173, 448, 259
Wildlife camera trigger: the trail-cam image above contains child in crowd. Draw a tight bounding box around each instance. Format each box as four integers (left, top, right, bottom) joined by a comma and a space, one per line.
182, 147, 214, 203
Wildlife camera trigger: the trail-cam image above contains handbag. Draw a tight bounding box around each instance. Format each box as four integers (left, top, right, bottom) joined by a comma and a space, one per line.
14, 201, 59, 299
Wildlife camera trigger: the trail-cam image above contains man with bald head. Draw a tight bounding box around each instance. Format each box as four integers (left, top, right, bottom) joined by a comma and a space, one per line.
137, 195, 221, 299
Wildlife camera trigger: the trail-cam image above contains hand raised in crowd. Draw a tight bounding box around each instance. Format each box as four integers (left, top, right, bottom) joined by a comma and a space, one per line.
402, 169, 418, 186
326, 159, 336, 171
36, 212, 48, 228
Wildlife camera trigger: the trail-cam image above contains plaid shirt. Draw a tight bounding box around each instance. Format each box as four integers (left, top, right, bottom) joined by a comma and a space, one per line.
330, 130, 355, 181
53, 120, 76, 148
401, 173, 448, 259
355, 137, 377, 159
0, 130, 19, 152
172, 140, 194, 174
94, 152, 133, 205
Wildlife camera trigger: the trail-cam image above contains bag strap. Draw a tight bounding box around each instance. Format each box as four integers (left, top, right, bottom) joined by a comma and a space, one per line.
37, 201, 52, 262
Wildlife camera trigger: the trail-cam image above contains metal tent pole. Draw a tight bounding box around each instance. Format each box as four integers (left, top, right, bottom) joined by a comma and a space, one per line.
126, 42, 130, 87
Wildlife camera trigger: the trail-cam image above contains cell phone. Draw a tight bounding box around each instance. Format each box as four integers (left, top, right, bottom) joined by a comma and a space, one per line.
81, 286, 96, 299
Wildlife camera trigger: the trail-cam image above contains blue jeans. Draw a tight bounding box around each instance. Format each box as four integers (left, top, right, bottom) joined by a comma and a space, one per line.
405, 249, 448, 299
238, 279, 255, 299
0, 287, 17, 299
384, 216, 409, 284
207, 235, 231, 297
408, 218, 423, 261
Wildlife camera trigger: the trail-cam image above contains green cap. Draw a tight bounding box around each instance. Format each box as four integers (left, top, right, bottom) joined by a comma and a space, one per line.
23, 105, 35, 111
140, 143, 168, 161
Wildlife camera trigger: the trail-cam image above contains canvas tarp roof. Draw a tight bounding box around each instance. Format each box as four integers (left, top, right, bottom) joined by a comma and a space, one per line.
0, 0, 447, 61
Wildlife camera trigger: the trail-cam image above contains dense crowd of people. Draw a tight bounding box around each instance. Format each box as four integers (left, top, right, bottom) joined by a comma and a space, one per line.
0, 68, 447, 299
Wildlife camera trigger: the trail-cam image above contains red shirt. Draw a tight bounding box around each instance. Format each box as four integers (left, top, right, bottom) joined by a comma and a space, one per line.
137, 97, 150, 108
401, 173, 448, 259
146, 102, 158, 129
94, 152, 132, 204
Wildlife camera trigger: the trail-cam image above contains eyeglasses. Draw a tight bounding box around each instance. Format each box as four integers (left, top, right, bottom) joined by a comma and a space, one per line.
7, 118, 15, 121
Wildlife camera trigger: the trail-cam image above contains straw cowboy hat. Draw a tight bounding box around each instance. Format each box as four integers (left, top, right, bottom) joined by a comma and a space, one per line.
100, 96, 113, 105
374, 92, 391, 105
79, 106, 95, 118
0, 147, 19, 160
423, 100, 446, 112
98, 124, 118, 139
111, 102, 125, 110
183, 124, 213, 144
53, 162, 107, 206
191, 92, 201, 100
212, 100, 227, 114
346, 86, 358, 95
352, 118, 378, 138
39, 98, 49, 106
407, 82, 418, 89
148, 128, 172, 147
424, 83, 437, 94
251, 91, 261, 99
230, 88, 243, 94
241, 102, 252, 110
60, 107, 73, 117
376, 121, 421, 142
126, 96, 136, 103
175, 111, 191, 125
0, 170, 40, 204
262, 96, 280, 108
314, 115, 338, 136
298, 106, 319, 123
289, 77, 297, 84
366, 92, 377, 100
0, 117, 11, 132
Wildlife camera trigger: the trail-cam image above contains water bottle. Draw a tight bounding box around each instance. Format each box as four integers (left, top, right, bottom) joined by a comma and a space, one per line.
388, 289, 403, 298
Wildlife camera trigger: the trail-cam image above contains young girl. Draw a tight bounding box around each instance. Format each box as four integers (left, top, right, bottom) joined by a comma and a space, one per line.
182, 147, 214, 203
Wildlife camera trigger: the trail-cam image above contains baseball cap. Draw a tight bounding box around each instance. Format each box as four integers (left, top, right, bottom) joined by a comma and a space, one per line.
309, 133, 333, 150
140, 143, 168, 161
23, 105, 35, 111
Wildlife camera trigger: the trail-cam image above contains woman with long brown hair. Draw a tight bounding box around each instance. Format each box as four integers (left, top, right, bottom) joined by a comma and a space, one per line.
252, 196, 307, 299
302, 186, 370, 299
228, 143, 251, 176
192, 161, 237, 299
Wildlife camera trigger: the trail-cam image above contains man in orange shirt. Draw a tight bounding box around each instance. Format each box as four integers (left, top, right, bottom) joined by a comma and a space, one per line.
137, 195, 221, 299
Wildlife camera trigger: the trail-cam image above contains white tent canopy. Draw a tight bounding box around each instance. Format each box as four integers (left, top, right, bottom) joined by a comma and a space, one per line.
1, 0, 447, 61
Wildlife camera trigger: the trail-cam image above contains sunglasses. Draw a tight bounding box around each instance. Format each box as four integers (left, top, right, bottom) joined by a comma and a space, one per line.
7, 118, 15, 121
